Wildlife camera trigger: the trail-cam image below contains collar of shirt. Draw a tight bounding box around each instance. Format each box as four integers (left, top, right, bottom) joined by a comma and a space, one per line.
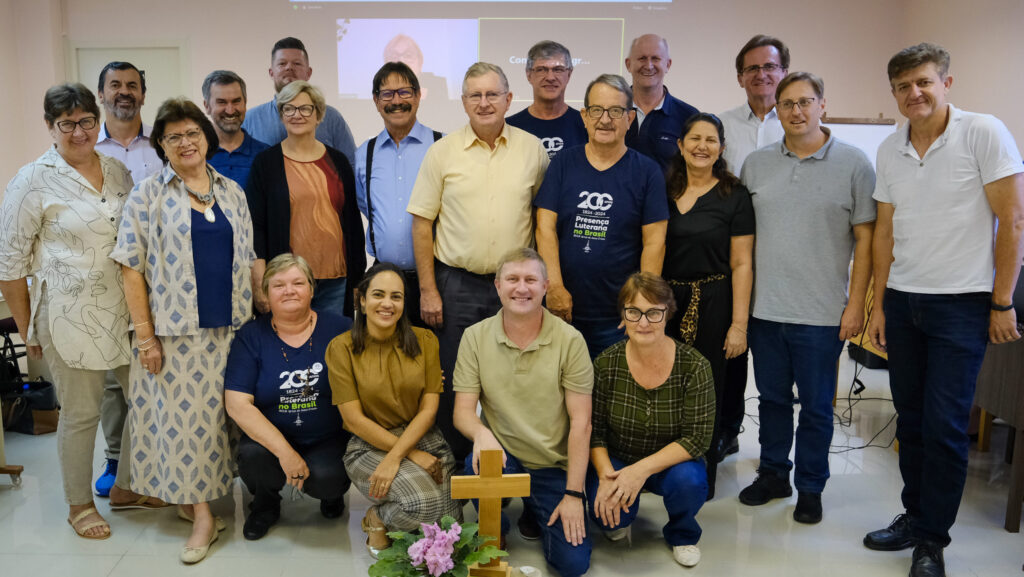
39, 146, 110, 195
98, 122, 149, 145
462, 122, 510, 151
491, 308, 556, 351
896, 103, 960, 158
156, 161, 231, 189
379, 120, 432, 149
743, 101, 779, 123
779, 126, 834, 160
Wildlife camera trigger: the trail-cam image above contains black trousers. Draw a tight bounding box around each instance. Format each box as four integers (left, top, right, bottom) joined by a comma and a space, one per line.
237, 433, 350, 510
432, 261, 501, 466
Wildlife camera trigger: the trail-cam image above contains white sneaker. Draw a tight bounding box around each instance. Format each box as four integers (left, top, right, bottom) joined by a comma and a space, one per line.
672, 544, 701, 567
603, 526, 632, 544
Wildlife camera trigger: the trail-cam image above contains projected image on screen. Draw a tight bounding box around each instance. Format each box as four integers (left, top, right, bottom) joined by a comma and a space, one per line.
337, 19, 479, 101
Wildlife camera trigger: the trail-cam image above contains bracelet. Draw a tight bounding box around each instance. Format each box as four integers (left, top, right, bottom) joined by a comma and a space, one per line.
133, 320, 152, 328
137, 336, 155, 346
138, 344, 155, 353
564, 489, 585, 500
992, 302, 1015, 312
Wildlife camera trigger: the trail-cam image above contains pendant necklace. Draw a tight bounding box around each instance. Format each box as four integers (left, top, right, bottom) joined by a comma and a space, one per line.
184, 166, 217, 223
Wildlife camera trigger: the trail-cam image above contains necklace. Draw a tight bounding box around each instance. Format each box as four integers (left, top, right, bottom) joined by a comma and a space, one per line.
273, 314, 315, 398
184, 166, 217, 223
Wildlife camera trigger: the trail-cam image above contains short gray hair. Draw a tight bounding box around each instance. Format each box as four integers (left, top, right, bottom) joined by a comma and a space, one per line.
526, 41, 572, 72
276, 80, 326, 122
496, 247, 548, 281
584, 74, 633, 110
462, 62, 509, 96
262, 253, 315, 297
202, 70, 247, 103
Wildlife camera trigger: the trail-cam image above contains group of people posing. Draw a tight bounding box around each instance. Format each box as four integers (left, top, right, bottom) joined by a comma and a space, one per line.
0, 30, 1020, 577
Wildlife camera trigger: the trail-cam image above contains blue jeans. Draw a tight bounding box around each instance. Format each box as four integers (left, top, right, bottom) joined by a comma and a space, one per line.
573, 317, 625, 359
883, 289, 989, 546
586, 455, 707, 546
312, 277, 350, 329
463, 452, 591, 577
748, 317, 844, 493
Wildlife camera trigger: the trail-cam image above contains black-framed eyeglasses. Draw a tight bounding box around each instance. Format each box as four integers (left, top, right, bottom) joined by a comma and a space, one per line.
55, 116, 98, 134
741, 63, 784, 76
282, 104, 316, 118
622, 307, 667, 323
161, 129, 204, 148
585, 105, 628, 120
777, 97, 818, 112
530, 65, 569, 76
378, 87, 417, 101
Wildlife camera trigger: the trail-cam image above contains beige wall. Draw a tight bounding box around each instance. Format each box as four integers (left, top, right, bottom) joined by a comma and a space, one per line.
1, 0, 1021, 185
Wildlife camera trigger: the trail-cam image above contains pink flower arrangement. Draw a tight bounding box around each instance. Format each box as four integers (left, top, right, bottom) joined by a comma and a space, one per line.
368, 515, 506, 577
408, 522, 463, 576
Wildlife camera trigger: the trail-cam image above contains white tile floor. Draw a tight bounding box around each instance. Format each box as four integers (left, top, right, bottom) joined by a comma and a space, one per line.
1, 352, 1022, 576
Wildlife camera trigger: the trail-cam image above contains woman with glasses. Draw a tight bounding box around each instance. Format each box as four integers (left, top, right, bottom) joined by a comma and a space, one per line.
246, 81, 365, 323
589, 272, 715, 568
111, 97, 255, 564
662, 112, 754, 499
0, 83, 168, 540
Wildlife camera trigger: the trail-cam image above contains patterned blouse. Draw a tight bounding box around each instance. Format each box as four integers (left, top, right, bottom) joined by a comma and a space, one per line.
591, 339, 715, 464
0, 147, 133, 370
110, 163, 255, 336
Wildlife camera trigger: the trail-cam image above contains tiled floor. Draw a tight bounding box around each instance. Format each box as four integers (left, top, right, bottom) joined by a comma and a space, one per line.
1, 352, 1021, 576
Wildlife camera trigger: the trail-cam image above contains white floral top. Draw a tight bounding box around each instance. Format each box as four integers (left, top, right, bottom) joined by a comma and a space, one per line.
0, 147, 133, 369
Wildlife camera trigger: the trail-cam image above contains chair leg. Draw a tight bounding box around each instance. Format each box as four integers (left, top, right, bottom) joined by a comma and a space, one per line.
977, 409, 991, 453
1004, 425, 1023, 533
1006, 426, 1016, 465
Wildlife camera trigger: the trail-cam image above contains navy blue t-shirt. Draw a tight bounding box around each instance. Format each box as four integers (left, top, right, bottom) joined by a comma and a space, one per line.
506, 107, 588, 160
224, 312, 348, 445
191, 203, 233, 328
534, 146, 669, 320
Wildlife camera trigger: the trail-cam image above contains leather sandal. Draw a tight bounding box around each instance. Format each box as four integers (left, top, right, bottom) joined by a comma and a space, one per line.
68, 507, 111, 540
361, 507, 391, 559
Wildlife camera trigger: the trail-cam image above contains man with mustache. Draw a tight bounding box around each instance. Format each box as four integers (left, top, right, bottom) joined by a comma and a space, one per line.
624, 34, 699, 174
92, 60, 163, 500
507, 41, 587, 161
535, 74, 668, 359
243, 37, 356, 166
95, 61, 161, 184
202, 70, 268, 188
712, 34, 791, 466
354, 61, 441, 328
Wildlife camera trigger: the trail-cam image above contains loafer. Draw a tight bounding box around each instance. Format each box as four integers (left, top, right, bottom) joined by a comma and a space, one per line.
910, 541, 945, 577
672, 544, 701, 567
94, 459, 118, 498
715, 435, 739, 463
738, 470, 792, 506
517, 508, 541, 541
180, 529, 219, 564
793, 492, 822, 524
863, 513, 914, 551
243, 508, 280, 541
320, 498, 345, 519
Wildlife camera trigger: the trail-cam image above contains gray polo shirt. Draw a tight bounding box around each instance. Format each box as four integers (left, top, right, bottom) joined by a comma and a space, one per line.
741, 131, 876, 326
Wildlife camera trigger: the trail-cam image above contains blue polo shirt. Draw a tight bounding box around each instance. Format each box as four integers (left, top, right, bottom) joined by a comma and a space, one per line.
625, 86, 699, 174
354, 121, 439, 269
209, 130, 269, 188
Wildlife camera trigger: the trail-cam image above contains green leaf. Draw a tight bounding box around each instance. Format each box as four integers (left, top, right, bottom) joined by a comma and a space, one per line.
451, 563, 469, 577
463, 545, 508, 566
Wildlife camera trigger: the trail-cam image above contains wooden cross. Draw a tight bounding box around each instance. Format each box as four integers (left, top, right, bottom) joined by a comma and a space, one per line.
451, 450, 531, 577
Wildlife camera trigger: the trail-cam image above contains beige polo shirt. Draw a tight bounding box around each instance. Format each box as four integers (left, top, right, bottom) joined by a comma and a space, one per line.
407, 123, 549, 275
453, 308, 593, 470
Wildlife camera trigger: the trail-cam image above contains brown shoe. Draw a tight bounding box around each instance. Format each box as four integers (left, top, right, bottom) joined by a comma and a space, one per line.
362, 506, 392, 559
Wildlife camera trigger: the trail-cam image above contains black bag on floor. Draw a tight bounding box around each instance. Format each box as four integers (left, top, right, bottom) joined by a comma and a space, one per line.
1, 378, 59, 435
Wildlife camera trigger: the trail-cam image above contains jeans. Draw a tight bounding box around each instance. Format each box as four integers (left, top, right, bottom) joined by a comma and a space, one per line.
463, 452, 592, 577
238, 434, 351, 511
586, 455, 707, 546
573, 317, 625, 360
883, 289, 989, 546
748, 317, 844, 494
312, 277, 350, 329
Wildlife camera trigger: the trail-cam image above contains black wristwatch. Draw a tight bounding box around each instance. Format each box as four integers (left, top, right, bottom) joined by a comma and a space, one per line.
992, 302, 1015, 312
564, 489, 585, 500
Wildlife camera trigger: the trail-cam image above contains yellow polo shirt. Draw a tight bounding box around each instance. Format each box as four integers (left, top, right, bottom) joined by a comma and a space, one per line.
407, 123, 549, 275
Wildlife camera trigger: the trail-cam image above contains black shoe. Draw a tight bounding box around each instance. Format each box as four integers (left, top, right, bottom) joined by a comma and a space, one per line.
793, 492, 822, 524
910, 541, 945, 577
863, 513, 915, 551
242, 506, 280, 541
738, 470, 792, 506
320, 498, 345, 519
715, 435, 739, 463
517, 507, 541, 541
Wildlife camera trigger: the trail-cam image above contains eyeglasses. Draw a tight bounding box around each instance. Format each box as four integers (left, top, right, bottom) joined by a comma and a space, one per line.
585, 106, 629, 120
777, 97, 818, 112
55, 116, 98, 133
463, 91, 508, 105
161, 129, 204, 147
282, 104, 316, 117
378, 88, 416, 101
741, 63, 784, 76
530, 65, 569, 76
622, 307, 667, 323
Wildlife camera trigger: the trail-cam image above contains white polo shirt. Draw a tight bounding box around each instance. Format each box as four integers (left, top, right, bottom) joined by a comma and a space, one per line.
874, 104, 1023, 294
720, 101, 784, 175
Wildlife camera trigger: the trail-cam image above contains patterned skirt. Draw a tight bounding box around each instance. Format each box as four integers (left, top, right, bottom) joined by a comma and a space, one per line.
129, 328, 235, 504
